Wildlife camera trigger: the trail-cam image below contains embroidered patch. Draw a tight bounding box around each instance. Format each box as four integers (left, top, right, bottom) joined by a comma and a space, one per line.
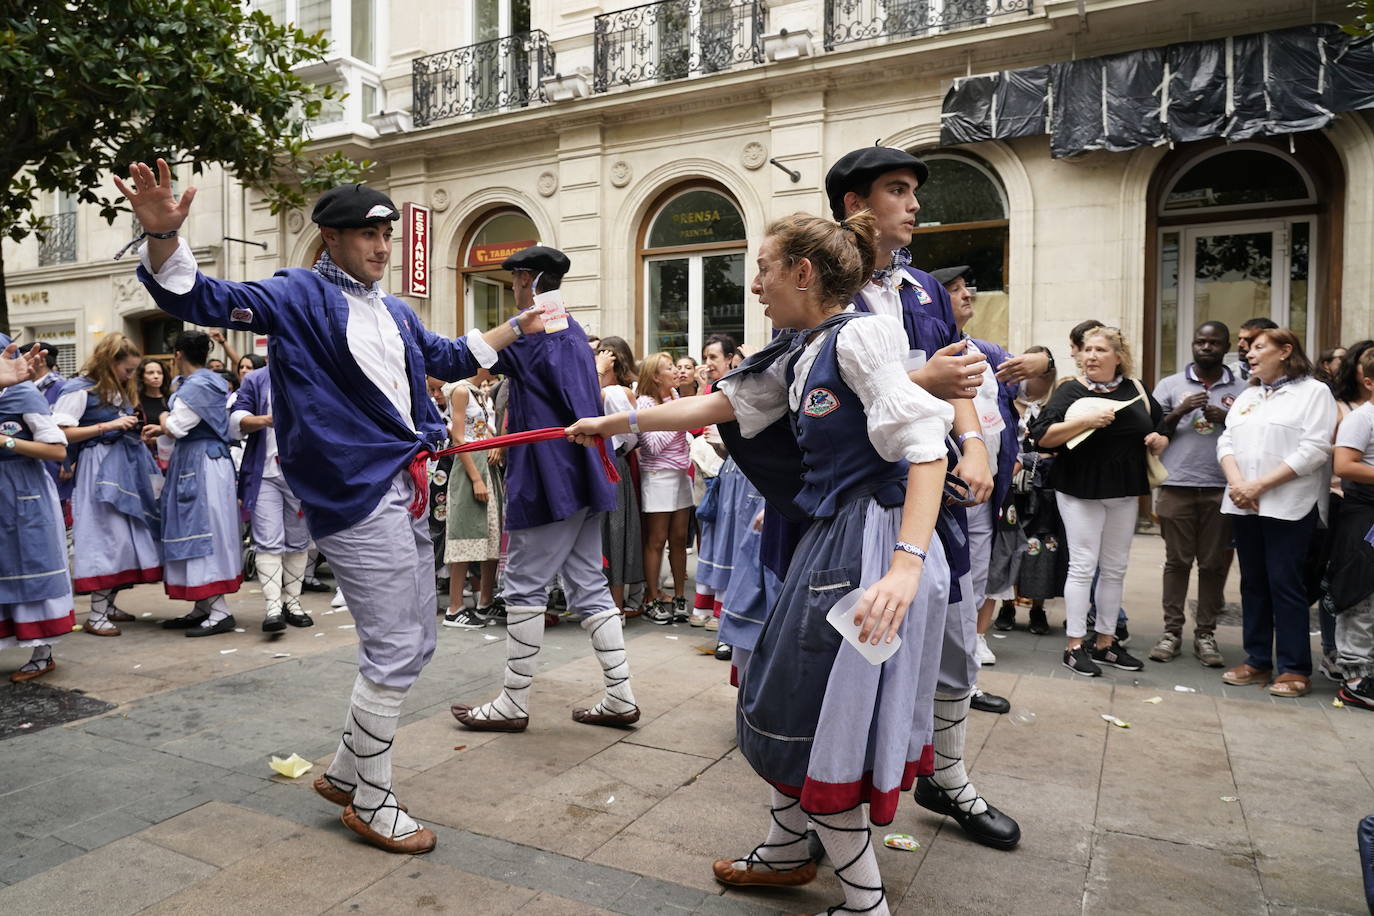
366, 204, 396, 220
0, 420, 21, 437
1222, 395, 1236, 408
803, 388, 840, 418
230, 308, 254, 324
913, 282, 932, 305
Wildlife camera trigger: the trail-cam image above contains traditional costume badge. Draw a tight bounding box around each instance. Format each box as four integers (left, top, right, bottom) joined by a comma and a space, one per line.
803, 388, 841, 418
1222, 395, 1236, 408
0, 420, 20, 437
230, 308, 254, 324
912, 281, 932, 305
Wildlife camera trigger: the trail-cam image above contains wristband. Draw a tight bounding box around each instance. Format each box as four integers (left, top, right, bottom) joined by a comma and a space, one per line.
146, 229, 178, 239
508, 316, 524, 339
627, 410, 640, 435
894, 541, 927, 561
958, 431, 984, 449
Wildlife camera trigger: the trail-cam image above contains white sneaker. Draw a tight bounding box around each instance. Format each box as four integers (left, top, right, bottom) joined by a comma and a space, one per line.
330, 587, 348, 609
975, 633, 997, 666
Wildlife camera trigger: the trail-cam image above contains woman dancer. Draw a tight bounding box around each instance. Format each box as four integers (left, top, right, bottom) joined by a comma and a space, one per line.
52, 334, 162, 635
570, 211, 951, 916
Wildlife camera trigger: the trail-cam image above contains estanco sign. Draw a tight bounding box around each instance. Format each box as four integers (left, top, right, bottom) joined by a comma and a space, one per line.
403, 203, 431, 298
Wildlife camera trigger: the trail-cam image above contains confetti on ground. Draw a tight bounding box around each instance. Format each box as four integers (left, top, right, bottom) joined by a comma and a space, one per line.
883, 833, 921, 851
1333, 697, 1345, 708
132, 664, 142, 670
1173, 685, 1198, 693
483, 634, 499, 641
1101, 714, 1130, 728
314, 633, 324, 637
666, 635, 678, 640
17, 722, 33, 729
220, 648, 237, 655
606, 795, 616, 804
453, 745, 466, 751
71, 624, 83, 631
694, 645, 716, 655
272, 653, 291, 659
141, 613, 152, 618
338, 624, 355, 629
991, 634, 1007, 639
1220, 795, 1238, 803
268, 753, 313, 779
234, 628, 246, 633
1143, 696, 1163, 704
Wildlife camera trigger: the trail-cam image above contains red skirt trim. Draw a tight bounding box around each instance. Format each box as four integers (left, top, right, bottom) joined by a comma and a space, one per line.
766, 746, 935, 826
0, 609, 76, 640
73, 567, 162, 594
165, 575, 243, 601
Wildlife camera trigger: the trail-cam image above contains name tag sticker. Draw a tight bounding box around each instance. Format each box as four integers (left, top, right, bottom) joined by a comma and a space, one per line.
903, 349, 927, 372
230, 308, 254, 324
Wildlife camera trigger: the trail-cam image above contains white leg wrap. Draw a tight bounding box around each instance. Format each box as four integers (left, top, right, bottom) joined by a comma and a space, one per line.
346, 674, 419, 840
581, 609, 637, 716
465, 606, 544, 723
256, 552, 284, 614
931, 692, 988, 816
281, 550, 308, 611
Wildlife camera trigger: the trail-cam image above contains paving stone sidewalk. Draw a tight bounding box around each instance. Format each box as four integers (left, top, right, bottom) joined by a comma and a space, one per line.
1, 537, 1371, 914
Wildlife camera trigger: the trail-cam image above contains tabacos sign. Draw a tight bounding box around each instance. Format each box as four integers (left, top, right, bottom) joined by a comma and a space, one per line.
403, 203, 431, 299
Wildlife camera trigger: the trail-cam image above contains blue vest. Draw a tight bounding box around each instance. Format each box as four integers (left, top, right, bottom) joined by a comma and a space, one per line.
60, 376, 134, 455
0, 383, 70, 603
0, 381, 45, 461
161, 370, 232, 562
787, 312, 907, 518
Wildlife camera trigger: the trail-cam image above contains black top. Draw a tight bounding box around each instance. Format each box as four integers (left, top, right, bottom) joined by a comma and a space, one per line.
137, 394, 167, 426
1028, 378, 1164, 499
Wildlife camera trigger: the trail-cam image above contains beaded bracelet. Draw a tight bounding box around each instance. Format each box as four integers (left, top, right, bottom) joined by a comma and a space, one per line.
894, 541, 928, 561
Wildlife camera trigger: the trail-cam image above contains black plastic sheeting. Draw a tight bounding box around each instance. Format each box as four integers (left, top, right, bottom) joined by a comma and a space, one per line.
940, 23, 1374, 157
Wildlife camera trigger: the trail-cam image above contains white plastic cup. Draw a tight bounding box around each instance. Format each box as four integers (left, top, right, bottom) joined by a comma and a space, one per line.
826, 586, 902, 666
535, 289, 569, 333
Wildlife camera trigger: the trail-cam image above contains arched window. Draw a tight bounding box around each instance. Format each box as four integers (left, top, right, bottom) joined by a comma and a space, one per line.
906, 154, 1010, 344
639, 186, 747, 358
457, 208, 540, 332
1155, 144, 1320, 376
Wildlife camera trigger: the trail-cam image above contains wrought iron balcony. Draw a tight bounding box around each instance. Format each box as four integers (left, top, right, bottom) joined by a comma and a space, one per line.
594, 0, 766, 93
412, 30, 555, 127
824, 0, 1033, 50
38, 211, 77, 267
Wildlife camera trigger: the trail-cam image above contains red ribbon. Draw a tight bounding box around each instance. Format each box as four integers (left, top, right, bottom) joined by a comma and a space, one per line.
406, 426, 619, 519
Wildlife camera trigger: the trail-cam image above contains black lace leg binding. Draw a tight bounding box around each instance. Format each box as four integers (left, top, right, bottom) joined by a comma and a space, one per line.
345, 710, 414, 840
740, 796, 813, 872
811, 809, 886, 914
932, 692, 984, 814
323, 720, 358, 795
586, 612, 638, 716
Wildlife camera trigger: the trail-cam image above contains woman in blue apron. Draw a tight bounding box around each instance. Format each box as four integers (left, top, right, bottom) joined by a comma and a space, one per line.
569, 210, 952, 916
51, 334, 162, 635
0, 336, 74, 682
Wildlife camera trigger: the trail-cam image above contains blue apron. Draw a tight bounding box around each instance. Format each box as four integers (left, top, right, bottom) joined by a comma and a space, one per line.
0, 382, 69, 603
161, 370, 232, 563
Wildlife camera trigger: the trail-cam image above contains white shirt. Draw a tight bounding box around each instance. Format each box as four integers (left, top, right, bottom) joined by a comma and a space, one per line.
1216, 375, 1336, 521
857, 268, 927, 373
52, 388, 124, 428
18, 409, 67, 445
163, 398, 202, 439
229, 386, 280, 479
718, 311, 952, 466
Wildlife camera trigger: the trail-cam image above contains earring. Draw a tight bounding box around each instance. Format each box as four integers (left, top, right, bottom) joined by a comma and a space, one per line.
795, 285, 809, 291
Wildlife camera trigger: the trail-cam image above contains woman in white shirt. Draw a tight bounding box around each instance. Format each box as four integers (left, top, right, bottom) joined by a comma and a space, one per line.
1217, 328, 1337, 697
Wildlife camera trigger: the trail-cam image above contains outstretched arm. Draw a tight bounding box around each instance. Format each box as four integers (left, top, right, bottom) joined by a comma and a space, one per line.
567, 390, 735, 445
115, 159, 195, 273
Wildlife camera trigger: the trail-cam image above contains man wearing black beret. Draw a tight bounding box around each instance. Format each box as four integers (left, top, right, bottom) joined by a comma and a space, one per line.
121, 160, 545, 856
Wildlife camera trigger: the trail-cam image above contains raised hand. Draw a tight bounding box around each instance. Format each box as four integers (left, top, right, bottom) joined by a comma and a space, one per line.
113, 158, 197, 235
0, 343, 34, 388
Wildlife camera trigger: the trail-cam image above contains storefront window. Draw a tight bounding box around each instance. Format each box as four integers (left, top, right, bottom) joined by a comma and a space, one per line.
461, 210, 539, 332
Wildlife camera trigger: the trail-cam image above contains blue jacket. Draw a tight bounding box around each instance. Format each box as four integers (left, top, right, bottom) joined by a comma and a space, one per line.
233, 365, 272, 520
136, 264, 482, 538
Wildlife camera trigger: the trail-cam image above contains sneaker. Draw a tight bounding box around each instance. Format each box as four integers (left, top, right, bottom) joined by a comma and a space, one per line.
1338, 677, 1374, 711
331, 588, 348, 609
1027, 606, 1050, 635
645, 600, 673, 625
1319, 650, 1343, 683
1193, 633, 1224, 668
480, 597, 507, 624
689, 615, 708, 627
1063, 645, 1101, 677
547, 587, 567, 614
975, 634, 997, 666
1115, 620, 1131, 646
672, 596, 689, 623
1091, 641, 1144, 671
1149, 632, 1181, 663
443, 608, 487, 629
993, 602, 1016, 631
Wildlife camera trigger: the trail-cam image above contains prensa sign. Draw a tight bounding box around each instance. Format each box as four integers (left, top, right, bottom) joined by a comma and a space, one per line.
403, 203, 431, 299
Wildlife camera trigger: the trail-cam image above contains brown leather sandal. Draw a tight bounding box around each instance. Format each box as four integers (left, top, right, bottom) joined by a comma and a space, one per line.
571, 706, 640, 727
312, 775, 407, 812
340, 806, 436, 854
1268, 673, 1311, 697
450, 704, 528, 732
713, 857, 817, 887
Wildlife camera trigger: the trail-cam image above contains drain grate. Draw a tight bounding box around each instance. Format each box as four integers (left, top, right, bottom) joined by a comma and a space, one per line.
0, 682, 117, 739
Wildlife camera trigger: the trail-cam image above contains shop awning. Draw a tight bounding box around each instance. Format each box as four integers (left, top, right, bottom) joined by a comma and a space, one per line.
940, 23, 1374, 157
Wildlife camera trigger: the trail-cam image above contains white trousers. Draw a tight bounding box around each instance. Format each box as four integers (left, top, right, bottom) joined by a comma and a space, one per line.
1058, 493, 1138, 639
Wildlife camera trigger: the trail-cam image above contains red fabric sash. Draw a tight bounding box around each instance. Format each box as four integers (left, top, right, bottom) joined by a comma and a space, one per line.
406, 427, 619, 518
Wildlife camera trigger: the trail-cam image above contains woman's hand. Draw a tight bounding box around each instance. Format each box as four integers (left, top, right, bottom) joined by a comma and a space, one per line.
566, 416, 613, 447
487, 447, 504, 467
106, 414, 139, 432
1144, 432, 1169, 456
140, 424, 162, 444
1085, 406, 1116, 429
853, 555, 924, 645
751, 510, 765, 532
1229, 479, 1263, 510
471, 476, 489, 503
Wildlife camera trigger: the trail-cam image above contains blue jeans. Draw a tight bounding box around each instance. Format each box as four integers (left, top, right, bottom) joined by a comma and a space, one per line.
1231, 510, 1318, 676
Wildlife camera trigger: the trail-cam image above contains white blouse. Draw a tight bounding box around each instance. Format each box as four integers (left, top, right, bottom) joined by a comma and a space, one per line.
52, 387, 121, 428
1216, 375, 1337, 521
718, 311, 952, 466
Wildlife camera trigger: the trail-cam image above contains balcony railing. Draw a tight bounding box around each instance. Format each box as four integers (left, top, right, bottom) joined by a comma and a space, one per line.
38, 211, 77, 267
594, 0, 766, 93
412, 30, 555, 127
824, 0, 1033, 50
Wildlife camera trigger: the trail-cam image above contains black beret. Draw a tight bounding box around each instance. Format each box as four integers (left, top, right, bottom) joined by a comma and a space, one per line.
930, 265, 973, 287
311, 184, 400, 228
824, 146, 930, 218
501, 245, 571, 279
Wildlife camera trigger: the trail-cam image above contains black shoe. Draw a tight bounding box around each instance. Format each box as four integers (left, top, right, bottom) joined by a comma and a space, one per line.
970, 689, 1010, 714
1027, 607, 1050, 635
645, 601, 673, 625
714, 643, 733, 661
262, 610, 286, 633
993, 603, 1016, 631
914, 777, 1021, 850
1338, 678, 1374, 711
162, 612, 209, 630
186, 615, 237, 637
1115, 620, 1131, 646
300, 575, 331, 593
1091, 641, 1144, 671
547, 587, 567, 613
1063, 645, 1101, 677
672, 595, 690, 623
443, 608, 487, 630
283, 607, 314, 628
480, 597, 507, 624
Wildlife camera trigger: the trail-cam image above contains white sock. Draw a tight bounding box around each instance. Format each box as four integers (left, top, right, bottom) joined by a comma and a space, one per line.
18, 644, 53, 673
195, 596, 231, 627
257, 552, 284, 615
930, 692, 988, 816
281, 551, 308, 612
347, 675, 419, 840
466, 606, 544, 722
581, 609, 637, 715
734, 788, 811, 870
88, 589, 115, 630
812, 807, 887, 915
324, 703, 358, 794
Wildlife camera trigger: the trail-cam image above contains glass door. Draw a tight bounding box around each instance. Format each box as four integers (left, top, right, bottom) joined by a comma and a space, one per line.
646, 251, 745, 358
472, 0, 531, 111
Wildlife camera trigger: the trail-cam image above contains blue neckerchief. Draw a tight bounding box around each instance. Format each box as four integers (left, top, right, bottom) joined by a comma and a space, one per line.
1262, 375, 1295, 397
313, 249, 380, 300
871, 247, 912, 285
1084, 374, 1124, 393
1185, 362, 1235, 388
